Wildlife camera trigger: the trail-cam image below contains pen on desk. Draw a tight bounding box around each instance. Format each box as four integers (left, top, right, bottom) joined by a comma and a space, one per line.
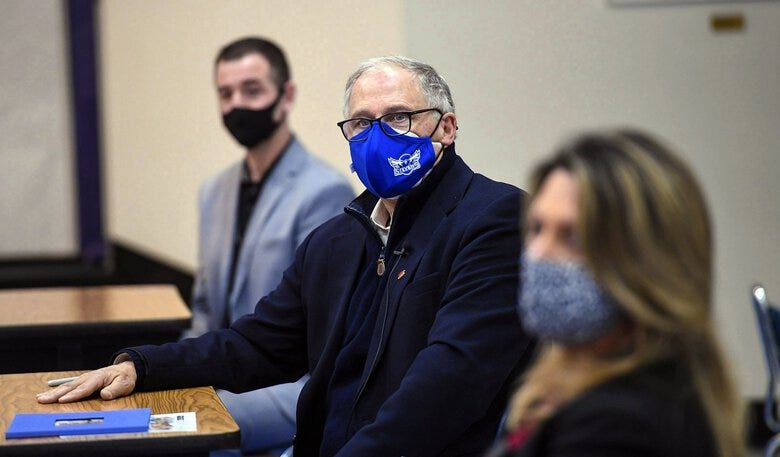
47, 376, 79, 387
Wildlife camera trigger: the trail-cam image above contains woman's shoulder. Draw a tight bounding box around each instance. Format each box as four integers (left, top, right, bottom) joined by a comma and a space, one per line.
572, 359, 695, 414
532, 360, 716, 457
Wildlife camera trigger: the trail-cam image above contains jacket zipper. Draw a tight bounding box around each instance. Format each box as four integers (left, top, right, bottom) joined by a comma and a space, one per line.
352, 252, 403, 408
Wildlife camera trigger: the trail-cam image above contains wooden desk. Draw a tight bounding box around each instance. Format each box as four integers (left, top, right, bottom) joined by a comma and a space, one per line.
0, 285, 192, 374
0, 371, 240, 456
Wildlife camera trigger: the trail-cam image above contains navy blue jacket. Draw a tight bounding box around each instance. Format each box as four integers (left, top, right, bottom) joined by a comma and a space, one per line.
127, 150, 535, 456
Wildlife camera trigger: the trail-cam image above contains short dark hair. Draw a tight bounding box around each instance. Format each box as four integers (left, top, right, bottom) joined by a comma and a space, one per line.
215, 36, 290, 88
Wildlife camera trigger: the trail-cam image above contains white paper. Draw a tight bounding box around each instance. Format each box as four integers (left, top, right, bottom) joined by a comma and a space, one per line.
148, 412, 197, 433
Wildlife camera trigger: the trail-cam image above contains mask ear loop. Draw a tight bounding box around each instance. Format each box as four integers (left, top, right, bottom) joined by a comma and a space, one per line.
431, 141, 445, 165
427, 111, 451, 162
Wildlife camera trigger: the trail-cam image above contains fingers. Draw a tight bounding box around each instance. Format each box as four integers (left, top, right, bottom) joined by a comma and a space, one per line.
36, 372, 96, 404
58, 371, 111, 403
36, 362, 137, 404
99, 374, 136, 400
99, 360, 138, 400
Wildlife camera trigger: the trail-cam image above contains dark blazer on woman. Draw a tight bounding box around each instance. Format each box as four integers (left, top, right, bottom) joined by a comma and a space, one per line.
489, 359, 716, 457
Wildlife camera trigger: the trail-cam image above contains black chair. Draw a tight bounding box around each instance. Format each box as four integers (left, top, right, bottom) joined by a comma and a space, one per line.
752, 284, 780, 457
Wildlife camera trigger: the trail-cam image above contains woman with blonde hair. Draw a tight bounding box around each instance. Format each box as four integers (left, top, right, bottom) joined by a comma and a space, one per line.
487, 129, 744, 457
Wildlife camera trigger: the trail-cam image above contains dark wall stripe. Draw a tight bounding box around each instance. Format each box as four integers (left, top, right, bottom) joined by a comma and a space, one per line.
67, 0, 105, 266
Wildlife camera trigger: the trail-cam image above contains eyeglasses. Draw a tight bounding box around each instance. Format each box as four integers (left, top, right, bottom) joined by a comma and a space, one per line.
337, 108, 443, 142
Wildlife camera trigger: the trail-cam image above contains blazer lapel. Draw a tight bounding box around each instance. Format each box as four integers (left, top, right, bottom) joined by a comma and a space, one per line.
228, 142, 306, 309
212, 163, 242, 324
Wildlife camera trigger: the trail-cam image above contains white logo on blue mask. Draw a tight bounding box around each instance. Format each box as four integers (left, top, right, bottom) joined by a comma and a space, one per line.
388, 150, 422, 176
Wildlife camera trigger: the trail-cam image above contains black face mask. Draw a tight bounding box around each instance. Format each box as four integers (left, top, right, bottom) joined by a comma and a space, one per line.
222, 91, 284, 148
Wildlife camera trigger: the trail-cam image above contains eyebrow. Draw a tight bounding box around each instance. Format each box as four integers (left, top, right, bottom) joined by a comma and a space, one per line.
217, 78, 263, 92
350, 104, 415, 119
240, 78, 262, 87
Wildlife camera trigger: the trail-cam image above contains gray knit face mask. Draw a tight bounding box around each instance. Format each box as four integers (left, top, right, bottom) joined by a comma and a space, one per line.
518, 253, 621, 345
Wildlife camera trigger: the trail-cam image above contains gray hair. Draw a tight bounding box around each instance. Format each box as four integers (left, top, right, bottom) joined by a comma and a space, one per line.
342, 56, 455, 117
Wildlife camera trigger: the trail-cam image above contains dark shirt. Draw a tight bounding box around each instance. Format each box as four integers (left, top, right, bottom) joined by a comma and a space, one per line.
227, 147, 287, 297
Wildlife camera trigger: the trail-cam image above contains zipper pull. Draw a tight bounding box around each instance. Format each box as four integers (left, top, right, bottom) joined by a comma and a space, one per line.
376, 253, 386, 276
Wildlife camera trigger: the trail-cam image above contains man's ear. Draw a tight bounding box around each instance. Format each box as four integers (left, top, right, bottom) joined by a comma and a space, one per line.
438, 112, 458, 146
275, 81, 295, 121
281, 81, 296, 109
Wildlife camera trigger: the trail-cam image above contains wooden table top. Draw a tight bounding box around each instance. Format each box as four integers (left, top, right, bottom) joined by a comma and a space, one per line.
0, 284, 191, 336
0, 370, 240, 456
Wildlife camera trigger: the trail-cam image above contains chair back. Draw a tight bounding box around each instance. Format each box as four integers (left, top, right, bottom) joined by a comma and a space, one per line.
752, 284, 780, 432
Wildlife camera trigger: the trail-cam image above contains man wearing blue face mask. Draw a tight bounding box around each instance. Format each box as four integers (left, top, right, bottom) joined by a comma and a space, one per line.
38, 56, 534, 457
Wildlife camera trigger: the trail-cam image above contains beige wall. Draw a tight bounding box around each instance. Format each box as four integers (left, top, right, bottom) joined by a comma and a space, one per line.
402, 0, 780, 399
0, 0, 76, 258
99, 0, 403, 269
99, 1, 780, 398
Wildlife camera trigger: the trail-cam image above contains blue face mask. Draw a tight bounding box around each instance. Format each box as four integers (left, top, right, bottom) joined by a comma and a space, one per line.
518, 254, 622, 345
349, 122, 439, 199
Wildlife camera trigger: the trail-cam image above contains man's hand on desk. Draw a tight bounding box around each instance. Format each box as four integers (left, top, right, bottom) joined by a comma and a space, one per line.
36, 360, 137, 403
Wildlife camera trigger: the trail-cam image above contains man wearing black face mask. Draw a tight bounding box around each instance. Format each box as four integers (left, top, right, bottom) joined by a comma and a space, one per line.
183, 37, 354, 456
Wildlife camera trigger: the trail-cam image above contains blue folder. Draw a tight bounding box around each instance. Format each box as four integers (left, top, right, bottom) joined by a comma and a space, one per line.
5, 408, 151, 438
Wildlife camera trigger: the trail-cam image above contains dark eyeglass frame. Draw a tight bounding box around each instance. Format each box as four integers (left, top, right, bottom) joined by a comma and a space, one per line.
337, 108, 443, 142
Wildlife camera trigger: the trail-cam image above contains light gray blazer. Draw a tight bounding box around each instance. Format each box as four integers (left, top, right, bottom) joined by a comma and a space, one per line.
184, 137, 354, 337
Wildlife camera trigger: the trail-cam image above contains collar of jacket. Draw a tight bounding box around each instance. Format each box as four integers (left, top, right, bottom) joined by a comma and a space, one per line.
240, 134, 296, 182
345, 143, 458, 248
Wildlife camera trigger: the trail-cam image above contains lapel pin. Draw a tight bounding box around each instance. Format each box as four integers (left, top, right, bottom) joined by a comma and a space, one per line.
397, 269, 406, 280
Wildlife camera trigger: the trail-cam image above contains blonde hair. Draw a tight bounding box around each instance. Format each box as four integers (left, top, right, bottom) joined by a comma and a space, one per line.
508, 129, 743, 456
